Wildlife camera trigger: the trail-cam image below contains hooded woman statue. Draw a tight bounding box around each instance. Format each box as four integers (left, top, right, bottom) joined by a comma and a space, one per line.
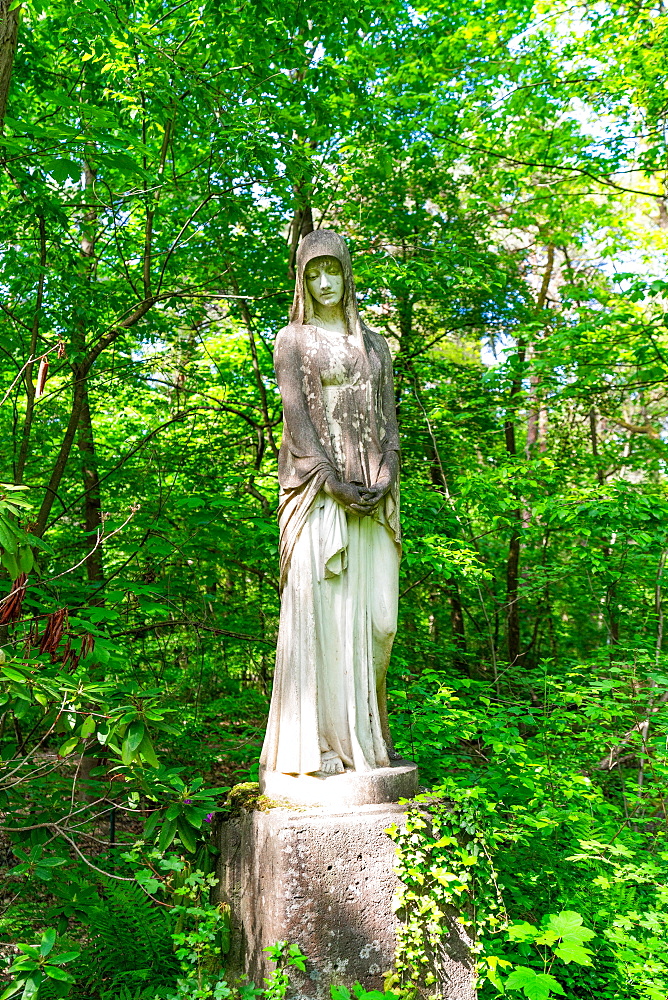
260, 230, 402, 777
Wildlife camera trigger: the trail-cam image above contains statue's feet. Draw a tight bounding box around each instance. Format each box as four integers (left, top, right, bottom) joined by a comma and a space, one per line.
386, 742, 402, 762
320, 750, 344, 775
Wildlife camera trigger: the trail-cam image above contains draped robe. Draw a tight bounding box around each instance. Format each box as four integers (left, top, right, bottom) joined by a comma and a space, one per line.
260, 230, 401, 776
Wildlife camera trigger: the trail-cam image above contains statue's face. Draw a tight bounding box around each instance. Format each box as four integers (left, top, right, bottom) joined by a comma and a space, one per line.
304, 255, 344, 308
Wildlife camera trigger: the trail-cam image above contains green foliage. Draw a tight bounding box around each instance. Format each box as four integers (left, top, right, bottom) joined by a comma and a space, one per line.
331, 987, 390, 1000
388, 797, 598, 998
0, 928, 78, 1000
77, 881, 177, 990
387, 660, 668, 999
0, 486, 38, 580
2, 0, 668, 998
259, 943, 308, 1000
169, 870, 229, 996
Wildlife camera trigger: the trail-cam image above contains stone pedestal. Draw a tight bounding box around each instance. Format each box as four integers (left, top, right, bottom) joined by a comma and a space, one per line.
215, 789, 475, 999
259, 758, 419, 808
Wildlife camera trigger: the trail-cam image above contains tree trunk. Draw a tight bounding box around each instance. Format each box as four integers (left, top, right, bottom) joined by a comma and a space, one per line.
505, 246, 555, 665
589, 405, 604, 487
526, 246, 554, 454
590, 405, 619, 642
504, 353, 524, 667
15, 214, 46, 484
77, 390, 104, 587
34, 377, 87, 537
226, 268, 278, 463
287, 177, 314, 278
427, 446, 467, 668
0, 0, 19, 134
446, 580, 467, 665
76, 158, 104, 589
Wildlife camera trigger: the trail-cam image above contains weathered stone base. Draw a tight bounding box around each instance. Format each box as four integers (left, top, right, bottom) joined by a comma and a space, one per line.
259, 759, 419, 808
215, 802, 475, 999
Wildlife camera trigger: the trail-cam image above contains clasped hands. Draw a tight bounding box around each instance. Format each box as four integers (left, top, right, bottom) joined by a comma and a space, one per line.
324, 475, 392, 516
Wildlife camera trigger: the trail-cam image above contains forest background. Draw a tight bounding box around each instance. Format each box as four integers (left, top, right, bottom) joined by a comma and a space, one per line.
1, 0, 668, 998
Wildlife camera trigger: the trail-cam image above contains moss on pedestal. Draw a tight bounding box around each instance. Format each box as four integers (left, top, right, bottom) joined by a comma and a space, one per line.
226, 781, 281, 815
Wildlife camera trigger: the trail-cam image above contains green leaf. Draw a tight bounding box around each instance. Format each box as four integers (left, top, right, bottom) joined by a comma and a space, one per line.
184, 805, 204, 829
137, 733, 159, 768
176, 818, 198, 853
543, 911, 595, 944
44, 159, 82, 184
143, 809, 162, 839
508, 922, 538, 942
135, 869, 162, 893
506, 968, 565, 1000
158, 818, 177, 852
554, 942, 593, 965
50, 952, 79, 964
17, 547, 33, 575
506, 968, 538, 994
20, 973, 41, 999
95, 721, 110, 745
126, 720, 145, 753
58, 737, 79, 757
0, 515, 19, 554
44, 967, 74, 982
15, 946, 40, 960
80, 715, 96, 738
1, 549, 20, 579
39, 929, 56, 957
2, 666, 28, 682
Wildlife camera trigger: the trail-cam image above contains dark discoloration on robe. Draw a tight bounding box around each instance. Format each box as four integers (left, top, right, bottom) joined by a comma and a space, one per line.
275, 230, 401, 590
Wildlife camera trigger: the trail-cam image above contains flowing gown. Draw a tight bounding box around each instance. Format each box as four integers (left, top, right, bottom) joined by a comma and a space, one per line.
260, 322, 401, 775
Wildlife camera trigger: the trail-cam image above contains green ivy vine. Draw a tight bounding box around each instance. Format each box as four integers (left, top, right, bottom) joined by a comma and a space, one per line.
386, 785, 597, 1000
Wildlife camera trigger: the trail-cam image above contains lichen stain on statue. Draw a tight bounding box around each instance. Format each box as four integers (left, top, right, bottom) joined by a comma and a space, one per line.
259, 230, 418, 807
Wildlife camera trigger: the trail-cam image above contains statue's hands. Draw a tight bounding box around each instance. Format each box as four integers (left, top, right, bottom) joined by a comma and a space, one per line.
359, 454, 398, 508
324, 477, 376, 516
359, 475, 392, 507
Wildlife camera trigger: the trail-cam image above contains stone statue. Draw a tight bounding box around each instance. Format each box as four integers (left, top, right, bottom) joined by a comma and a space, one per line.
260, 230, 402, 778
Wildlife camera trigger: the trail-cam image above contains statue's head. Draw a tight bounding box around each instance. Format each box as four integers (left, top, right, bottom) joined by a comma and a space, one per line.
290, 230, 362, 340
